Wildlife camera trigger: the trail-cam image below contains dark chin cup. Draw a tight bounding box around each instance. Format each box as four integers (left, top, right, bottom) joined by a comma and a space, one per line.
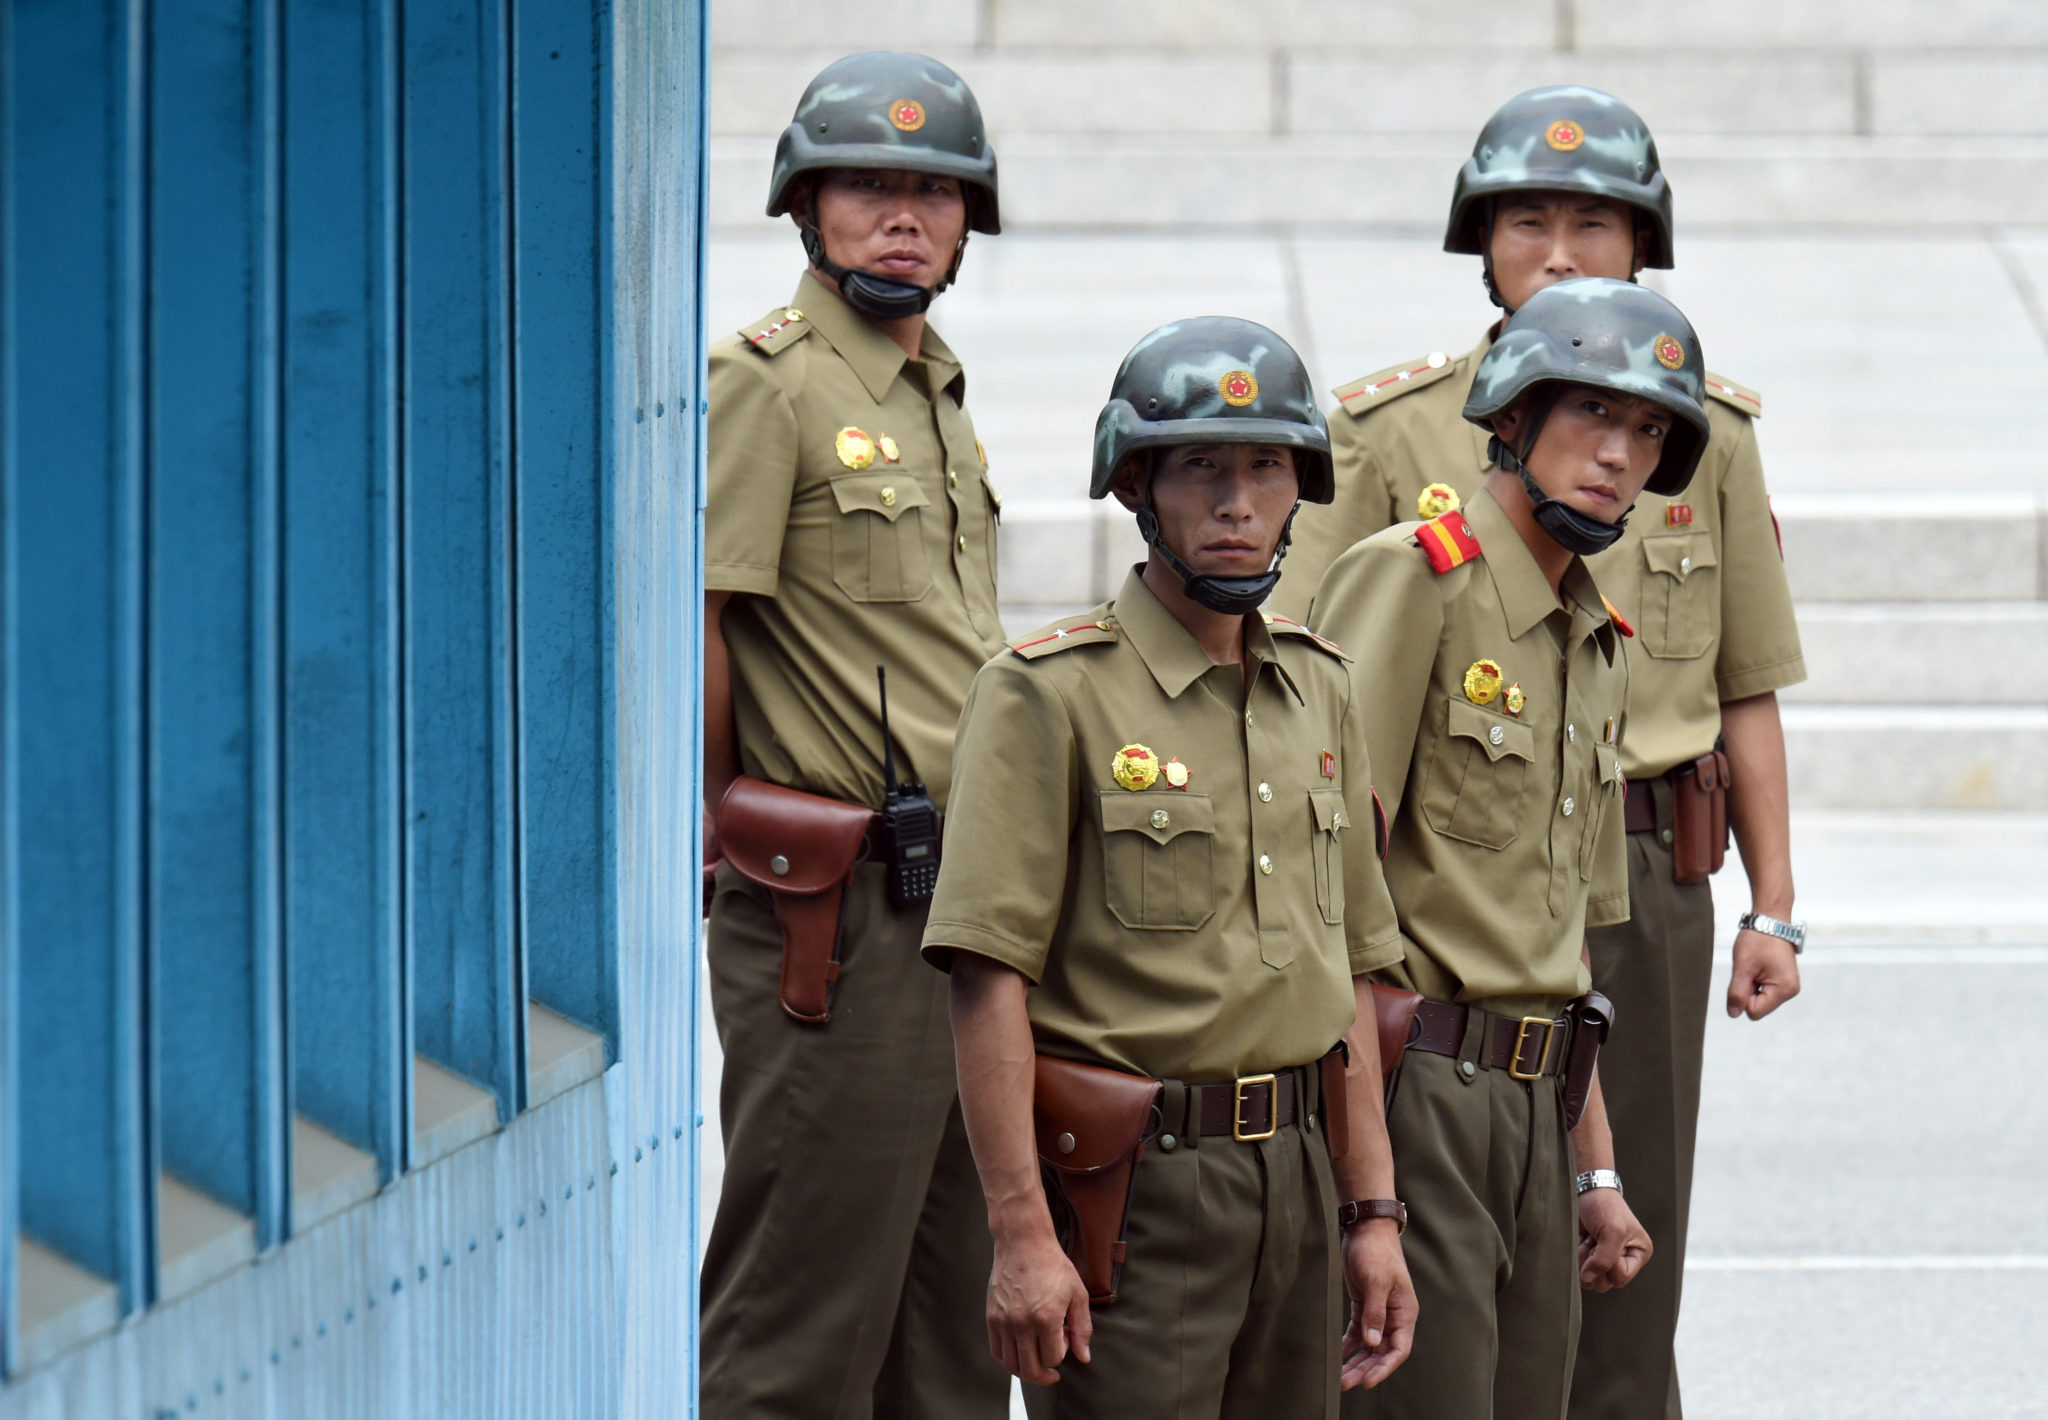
1533, 498, 1627, 555
838, 268, 935, 320
1181, 571, 1281, 615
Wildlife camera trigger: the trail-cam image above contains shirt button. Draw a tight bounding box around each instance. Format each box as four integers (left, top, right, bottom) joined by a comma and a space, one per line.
1245, 711, 1255, 729
1159, 1133, 1178, 1152
1680, 555, 1693, 575
1567, 723, 1577, 742
1150, 809, 1170, 829
1562, 797, 1576, 817
879, 486, 897, 507
1258, 782, 1272, 802
1488, 725, 1505, 746
956, 533, 967, 554
1258, 854, 1274, 875
947, 470, 959, 488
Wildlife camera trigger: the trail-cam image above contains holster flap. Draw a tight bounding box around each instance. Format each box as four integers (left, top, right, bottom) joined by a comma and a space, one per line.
717, 776, 874, 894
1034, 1056, 1161, 1175
1370, 982, 1425, 1079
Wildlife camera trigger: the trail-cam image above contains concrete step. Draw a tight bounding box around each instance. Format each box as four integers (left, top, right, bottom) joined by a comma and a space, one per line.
715, 47, 2048, 143
712, 133, 2048, 233
1784, 603, 2048, 706
712, 0, 2048, 54
1782, 704, 2048, 810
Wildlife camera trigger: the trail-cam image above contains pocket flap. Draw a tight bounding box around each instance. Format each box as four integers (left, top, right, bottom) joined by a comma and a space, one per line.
1642, 533, 1716, 581
831, 473, 932, 523
1099, 790, 1214, 845
1446, 698, 1534, 763
1309, 786, 1350, 833
1596, 743, 1624, 785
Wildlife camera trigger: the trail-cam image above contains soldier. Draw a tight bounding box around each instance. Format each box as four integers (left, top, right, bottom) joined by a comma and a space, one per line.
1284, 87, 1807, 1420
1314, 277, 1712, 1419
923, 318, 1417, 1415
700, 51, 1011, 1418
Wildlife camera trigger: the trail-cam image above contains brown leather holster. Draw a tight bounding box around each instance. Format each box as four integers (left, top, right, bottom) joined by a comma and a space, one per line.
1561, 990, 1614, 1132
1369, 982, 1425, 1114
715, 776, 876, 1024
1671, 748, 1731, 885
1034, 1056, 1162, 1305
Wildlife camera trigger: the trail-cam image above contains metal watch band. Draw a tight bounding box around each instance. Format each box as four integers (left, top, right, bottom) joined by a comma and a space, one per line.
1337, 1198, 1407, 1234
1739, 911, 1807, 953
1575, 1169, 1624, 1197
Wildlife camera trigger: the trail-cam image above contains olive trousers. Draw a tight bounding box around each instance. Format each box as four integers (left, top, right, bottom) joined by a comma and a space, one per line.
1570, 784, 1717, 1420
1344, 1049, 1579, 1420
700, 861, 1009, 1420
1023, 1085, 1343, 1420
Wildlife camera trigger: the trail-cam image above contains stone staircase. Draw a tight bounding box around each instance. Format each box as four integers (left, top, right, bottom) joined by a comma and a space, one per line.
707, 1, 2048, 815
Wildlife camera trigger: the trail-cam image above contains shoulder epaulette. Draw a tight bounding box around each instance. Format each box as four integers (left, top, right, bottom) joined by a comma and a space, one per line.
1332, 350, 1460, 416
740, 304, 814, 357
1261, 612, 1349, 660
1010, 616, 1117, 660
1601, 594, 1635, 639
1704, 371, 1761, 417
1414, 512, 1482, 575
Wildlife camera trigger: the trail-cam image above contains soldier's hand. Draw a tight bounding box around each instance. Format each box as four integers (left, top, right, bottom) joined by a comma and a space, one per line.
986, 1229, 1092, 1386
1339, 1221, 1416, 1390
1727, 928, 1801, 1020
1576, 1188, 1651, 1292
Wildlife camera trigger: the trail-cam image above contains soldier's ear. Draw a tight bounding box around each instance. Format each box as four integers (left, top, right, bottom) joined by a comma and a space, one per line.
1632, 220, 1650, 278
1109, 459, 1145, 513
1490, 397, 1527, 449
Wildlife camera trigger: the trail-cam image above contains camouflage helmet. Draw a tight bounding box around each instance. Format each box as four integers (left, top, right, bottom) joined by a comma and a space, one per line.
1463, 277, 1709, 498
1090, 317, 1333, 503
1446, 86, 1673, 269
767, 52, 1000, 234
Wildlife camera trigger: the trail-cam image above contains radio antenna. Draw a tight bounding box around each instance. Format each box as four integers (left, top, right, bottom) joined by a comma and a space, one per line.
877, 665, 898, 790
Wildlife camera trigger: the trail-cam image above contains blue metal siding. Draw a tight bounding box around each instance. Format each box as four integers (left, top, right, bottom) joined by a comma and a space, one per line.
147, 0, 291, 1249
4, 0, 154, 1314
1, 0, 703, 1400
279, 0, 409, 1182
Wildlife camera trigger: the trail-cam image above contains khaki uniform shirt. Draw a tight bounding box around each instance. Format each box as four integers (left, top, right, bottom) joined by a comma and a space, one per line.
1310, 489, 1630, 1020
921, 568, 1403, 1082
706, 273, 1006, 809
1281, 329, 1806, 778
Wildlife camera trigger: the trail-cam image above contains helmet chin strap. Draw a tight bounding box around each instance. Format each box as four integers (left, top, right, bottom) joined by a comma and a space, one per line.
1133, 460, 1298, 615
1490, 387, 1630, 557
800, 218, 968, 323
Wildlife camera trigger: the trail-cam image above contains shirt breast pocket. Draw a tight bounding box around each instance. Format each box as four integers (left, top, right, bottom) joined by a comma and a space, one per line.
1098, 791, 1216, 931
830, 474, 934, 603
1308, 787, 1348, 925
1422, 699, 1535, 851
1639, 532, 1718, 660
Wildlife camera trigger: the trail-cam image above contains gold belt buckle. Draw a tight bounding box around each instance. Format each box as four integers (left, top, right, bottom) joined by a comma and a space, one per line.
1233, 1073, 1279, 1141
1508, 1017, 1559, 1081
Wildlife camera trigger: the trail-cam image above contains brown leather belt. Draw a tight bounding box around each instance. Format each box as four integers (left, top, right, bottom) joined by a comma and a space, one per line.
1407, 999, 1572, 1079
1189, 1067, 1309, 1141
1624, 778, 1658, 834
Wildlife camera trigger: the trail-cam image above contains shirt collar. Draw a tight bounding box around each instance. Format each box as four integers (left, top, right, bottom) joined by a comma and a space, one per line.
791, 270, 965, 405
1111, 566, 1301, 703
1465, 488, 1622, 659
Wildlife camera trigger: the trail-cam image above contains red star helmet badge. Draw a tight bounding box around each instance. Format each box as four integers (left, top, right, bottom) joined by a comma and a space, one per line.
1218, 369, 1259, 406
1653, 334, 1686, 370
888, 98, 926, 132
1546, 119, 1585, 151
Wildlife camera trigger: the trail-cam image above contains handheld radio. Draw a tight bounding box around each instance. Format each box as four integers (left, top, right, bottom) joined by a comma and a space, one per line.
875, 665, 942, 906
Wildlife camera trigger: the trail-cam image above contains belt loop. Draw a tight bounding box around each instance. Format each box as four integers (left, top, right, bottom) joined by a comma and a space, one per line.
1654, 772, 1676, 836
1456, 1008, 1484, 1067
1181, 1081, 1199, 1151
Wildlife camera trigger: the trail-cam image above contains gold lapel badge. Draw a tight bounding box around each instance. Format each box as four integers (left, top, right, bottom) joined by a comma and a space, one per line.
1463, 659, 1504, 706
1164, 757, 1191, 789
835, 426, 877, 470
1417, 482, 1462, 519
1504, 683, 1526, 717
1112, 743, 1160, 792
877, 434, 900, 463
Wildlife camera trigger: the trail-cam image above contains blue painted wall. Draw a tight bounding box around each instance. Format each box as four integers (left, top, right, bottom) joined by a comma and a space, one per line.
0, 0, 706, 1400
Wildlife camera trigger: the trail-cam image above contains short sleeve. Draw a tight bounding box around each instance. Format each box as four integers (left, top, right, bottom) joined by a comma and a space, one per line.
1311, 537, 1443, 821
1338, 663, 1405, 973
921, 655, 1077, 979
1586, 680, 1633, 928
1711, 415, 1806, 702
704, 342, 800, 597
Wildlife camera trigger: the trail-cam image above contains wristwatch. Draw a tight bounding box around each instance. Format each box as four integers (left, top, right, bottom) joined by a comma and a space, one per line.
1338, 1198, 1407, 1234
1575, 1169, 1624, 1197
1738, 911, 1807, 954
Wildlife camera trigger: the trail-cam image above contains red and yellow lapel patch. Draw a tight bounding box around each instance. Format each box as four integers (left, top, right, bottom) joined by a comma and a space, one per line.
1601, 593, 1635, 639
1416, 513, 1482, 575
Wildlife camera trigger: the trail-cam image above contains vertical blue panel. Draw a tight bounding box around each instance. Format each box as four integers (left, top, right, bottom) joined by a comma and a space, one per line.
148, 0, 288, 1248
2, 0, 153, 1311
0, 0, 17, 1369
513, 1, 616, 1049
282, 0, 407, 1182
403, 0, 521, 1118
